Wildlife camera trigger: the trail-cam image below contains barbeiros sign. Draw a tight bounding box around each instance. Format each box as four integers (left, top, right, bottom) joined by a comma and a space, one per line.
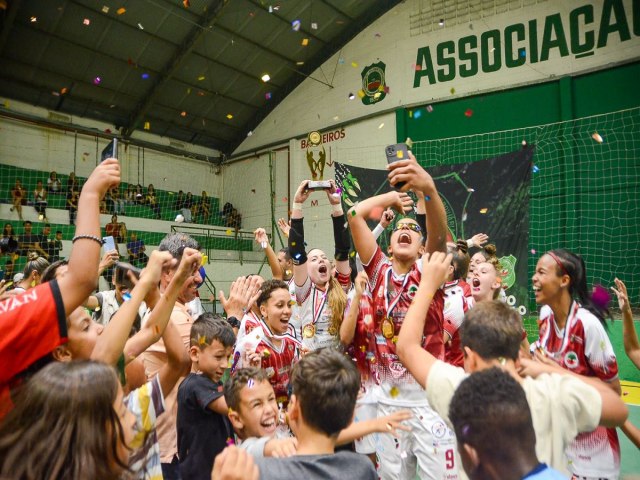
413, 0, 639, 88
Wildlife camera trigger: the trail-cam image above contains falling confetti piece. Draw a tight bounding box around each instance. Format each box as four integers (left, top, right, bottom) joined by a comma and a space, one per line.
520, 49, 526, 57
450, 87, 456, 94
351, 61, 358, 68
116, 7, 126, 15
384, 86, 390, 94
479, 208, 488, 214
247, 379, 255, 388
591, 132, 603, 143
530, 249, 536, 254
180, 111, 186, 117
123, 292, 131, 302
301, 38, 309, 46
522, 140, 527, 146
338, 58, 345, 64
52, 91, 60, 97
83, 18, 91, 25
532, 165, 540, 173
413, 64, 421, 71
226, 229, 233, 235
467, 188, 475, 192
464, 108, 473, 117
409, 110, 413, 118
426, 105, 433, 112
198, 75, 205, 81
378, 122, 384, 129
60, 87, 68, 95
198, 334, 207, 345
247, 131, 253, 136
137, 23, 144, 30
30, 16, 37, 22
414, 110, 422, 119
292, 19, 301, 31
311, 22, 318, 30
197, 90, 205, 96
144, 121, 150, 130
141, 73, 150, 79
226, 437, 234, 446
262, 350, 271, 357
226, 113, 233, 119
390, 386, 400, 398
102, 6, 109, 13
93, 76, 102, 85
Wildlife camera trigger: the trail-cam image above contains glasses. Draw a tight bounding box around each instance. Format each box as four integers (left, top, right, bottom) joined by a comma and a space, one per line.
393, 223, 422, 234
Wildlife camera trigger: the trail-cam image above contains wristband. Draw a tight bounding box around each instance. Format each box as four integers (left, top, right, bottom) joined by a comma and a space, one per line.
467, 239, 474, 248
226, 316, 241, 329
72, 234, 104, 246
292, 202, 303, 211
331, 203, 343, 214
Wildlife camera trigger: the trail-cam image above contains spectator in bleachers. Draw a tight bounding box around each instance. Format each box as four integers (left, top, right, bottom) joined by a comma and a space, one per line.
125, 184, 136, 205
109, 186, 126, 215
66, 171, 78, 192
50, 230, 63, 263
194, 191, 211, 224
2, 224, 16, 244
226, 207, 242, 232
2, 260, 14, 284
183, 192, 194, 222
10, 179, 26, 221
127, 232, 148, 268
13, 252, 49, 294
174, 190, 185, 210
1, 224, 18, 264
147, 184, 161, 219
105, 214, 127, 244
135, 184, 145, 205
66, 188, 79, 225
18, 221, 40, 256
34, 224, 54, 261
47, 171, 62, 194
33, 180, 48, 221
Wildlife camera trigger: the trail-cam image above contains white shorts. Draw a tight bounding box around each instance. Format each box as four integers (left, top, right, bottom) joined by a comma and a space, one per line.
376, 402, 459, 480
354, 401, 378, 454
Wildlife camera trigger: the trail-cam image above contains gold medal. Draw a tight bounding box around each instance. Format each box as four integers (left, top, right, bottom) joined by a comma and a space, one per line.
302, 323, 316, 338
381, 317, 395, 339
328, 325, 337, 336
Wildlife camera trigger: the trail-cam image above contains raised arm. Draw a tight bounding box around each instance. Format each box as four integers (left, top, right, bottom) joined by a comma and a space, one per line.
340, 272, 367, 346
91, 250, 175, 365
612, 278, 640, 369
58, 159, 120, 316
325, 180, 350, 276
388, 152, 447, 253
289, 180, 312, 287
125, 248, 202, 360
396, 251, 452, 388
348, 191, 413, 265
255, 228, 283, 280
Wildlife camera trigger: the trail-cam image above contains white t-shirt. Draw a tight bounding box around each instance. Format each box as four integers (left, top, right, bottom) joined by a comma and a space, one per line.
426, 360, 601, 478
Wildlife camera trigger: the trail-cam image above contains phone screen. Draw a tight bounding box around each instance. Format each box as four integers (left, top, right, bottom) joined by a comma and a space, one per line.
101, 138, 118, 162
103, 236, 116, 252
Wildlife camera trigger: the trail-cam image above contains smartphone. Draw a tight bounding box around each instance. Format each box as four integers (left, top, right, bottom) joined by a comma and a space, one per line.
114, 262, 141, 290
103, 236, 116, 253
0, 271, 4, 282
385, 143, 410, 189
307, 180, 332, 191
101, 138, 118, 162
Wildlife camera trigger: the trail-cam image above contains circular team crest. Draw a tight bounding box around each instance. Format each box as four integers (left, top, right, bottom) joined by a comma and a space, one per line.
308, 131, 321, 146
407, 284, 418, 300
360, 61, 387, 105
564, 351, 580, 369
431, 420, 447, 438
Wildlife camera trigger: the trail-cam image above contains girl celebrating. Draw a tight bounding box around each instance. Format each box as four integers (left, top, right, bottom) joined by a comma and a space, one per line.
532, 249, 620, 480
468, 256, 503, 304
0, 361, 135, 480
288, 180, 351, 352
232, 279, 301, 408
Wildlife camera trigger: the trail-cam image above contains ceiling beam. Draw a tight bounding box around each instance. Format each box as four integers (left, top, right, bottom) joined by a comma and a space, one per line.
317, 0, 355, 21
228, 0, 404, 155
0, 0, 22, 56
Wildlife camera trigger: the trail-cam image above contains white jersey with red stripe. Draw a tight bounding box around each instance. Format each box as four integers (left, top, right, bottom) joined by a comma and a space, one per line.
294, 272, 350, 352
535, 303, 620, 479
443, 280, 474, 368
361, 247, 445, 406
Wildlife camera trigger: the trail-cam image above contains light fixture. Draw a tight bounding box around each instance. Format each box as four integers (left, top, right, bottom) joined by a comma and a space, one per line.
348, 93, 355, 100
439, 18, 444, 26
261, 73, 270, 82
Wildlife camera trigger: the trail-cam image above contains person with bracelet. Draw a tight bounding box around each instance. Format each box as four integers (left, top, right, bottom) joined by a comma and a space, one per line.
289, 179, 351, 352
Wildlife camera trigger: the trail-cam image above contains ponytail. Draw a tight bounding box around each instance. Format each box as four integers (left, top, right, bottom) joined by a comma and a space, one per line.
327, 276, 347, 335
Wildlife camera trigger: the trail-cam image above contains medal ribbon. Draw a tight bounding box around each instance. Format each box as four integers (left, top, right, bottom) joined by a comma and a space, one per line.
540, 301, 579, 356
310, 286, 328, 326
383, 267, 411, 320
258, 317, 303, 348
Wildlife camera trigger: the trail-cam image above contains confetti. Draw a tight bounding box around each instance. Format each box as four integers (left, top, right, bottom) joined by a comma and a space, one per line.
30, 16, 37, 23
226, 229, 233, 235
338, 58, 345, 64
384, 86, 390, 94
522, 140, 527, 146
83, 18, 91, 26
144, 121, 150, 130
226, 437, 235, 446
265, 92, 272, 100
424, 195, 431, 201
175, 214, 185, 223
591, 132, 603, 143
351, 61, 358, 68
262, 350, 270, 357
301, 38, 309, 46
467, 188, 475, 192
292, 19, 301, 31
464, 108, 473, 117
102, 6, 110, 13
479, 208, 488, 214
198, 334, 207, 345
198, 75, 205, 81
93, 76, 102, 85
450, 87, 456, 94
137, 23, 144, 30
123, 292, 131, 302
378, 122, 384, 129
530, 249, 536, 254
532, 165, 540, 173
141, 73, 150, 79
357, 90, 365, 98
180, 111, 186, 117
413, 110, 422, 119
413, 64, 421, 71
426, 105, 433, 112
520, 49, 526, 57
226, 113, 233, 119
116, 7, 126, 15
389, 386, 400, 398
247, 379, 255, 388
247, 131, 253, 136
311, 22, 318, 30
291, 241, 296, 246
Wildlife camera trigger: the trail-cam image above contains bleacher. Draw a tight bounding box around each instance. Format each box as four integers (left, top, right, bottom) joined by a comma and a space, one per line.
0, 164, 253, 276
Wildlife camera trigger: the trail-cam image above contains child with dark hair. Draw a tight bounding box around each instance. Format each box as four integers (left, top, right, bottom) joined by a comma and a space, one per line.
443, 240, 474, 367
252, 348, 377, 479
231, 279, 301, 409
531, 249, 621, 479
397, 251, 628, 477
449, 368, 566, 480
177, 316, 236, 480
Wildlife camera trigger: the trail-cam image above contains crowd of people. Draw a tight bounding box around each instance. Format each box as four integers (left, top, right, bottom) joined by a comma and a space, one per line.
0, 153, 638, 480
